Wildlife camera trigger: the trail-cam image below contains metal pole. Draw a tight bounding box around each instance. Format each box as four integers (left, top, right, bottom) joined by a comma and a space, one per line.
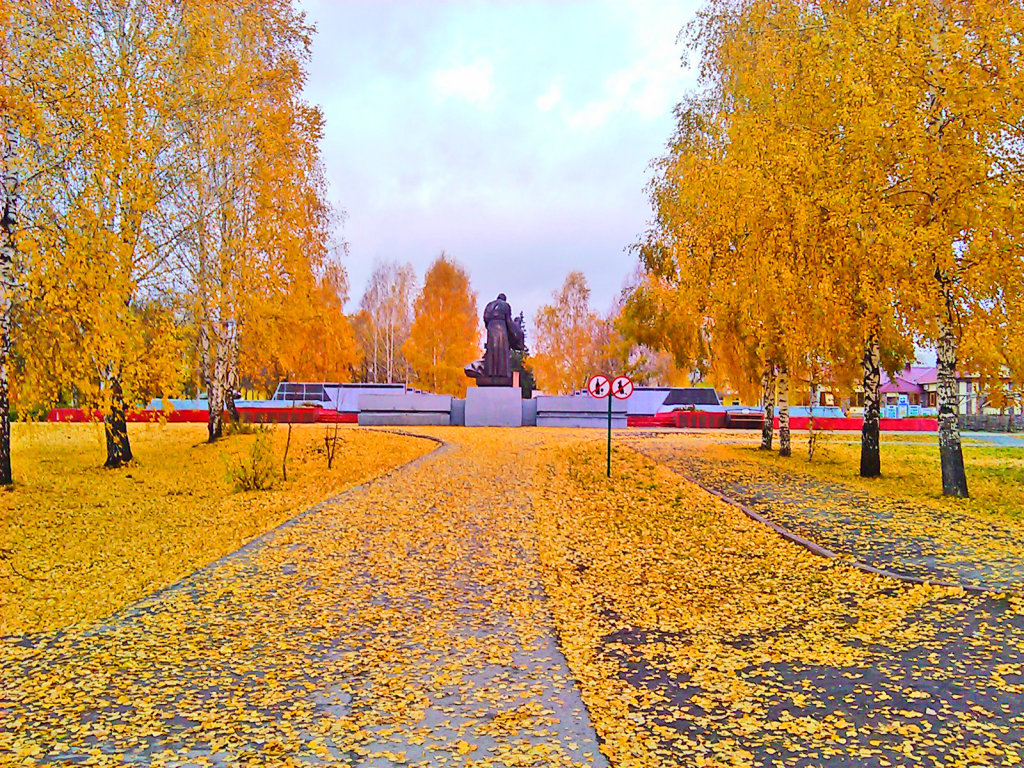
607, 391, 612, 477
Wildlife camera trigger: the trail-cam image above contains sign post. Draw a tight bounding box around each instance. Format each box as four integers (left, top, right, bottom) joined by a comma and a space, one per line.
587, 373, 633, 477
606, 385, 613, 477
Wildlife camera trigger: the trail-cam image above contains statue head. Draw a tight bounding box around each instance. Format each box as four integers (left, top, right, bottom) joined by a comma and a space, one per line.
497, 293, 507, 301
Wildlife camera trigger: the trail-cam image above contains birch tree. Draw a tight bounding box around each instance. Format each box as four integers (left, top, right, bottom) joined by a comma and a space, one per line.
2, 1, 187, 470
402, 252, 479, 397
357, 261, 416, 384
878, 0, 1024, 497
641, 0, 1024, 493
1, 0, 92, 483
532, 271, 611, 395
174, 0, 331, 440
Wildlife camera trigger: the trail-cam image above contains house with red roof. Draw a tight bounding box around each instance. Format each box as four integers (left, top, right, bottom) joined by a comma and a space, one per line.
880, 366, 937, 410
853, 365, 1017, 417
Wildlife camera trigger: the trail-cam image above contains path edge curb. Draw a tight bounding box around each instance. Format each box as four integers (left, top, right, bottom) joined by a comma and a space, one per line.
8, 430, 448, 644
627, 445, 994, 596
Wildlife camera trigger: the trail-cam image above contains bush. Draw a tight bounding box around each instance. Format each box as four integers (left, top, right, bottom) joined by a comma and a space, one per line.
226, 432, 277, 491
224, 419, 268, 437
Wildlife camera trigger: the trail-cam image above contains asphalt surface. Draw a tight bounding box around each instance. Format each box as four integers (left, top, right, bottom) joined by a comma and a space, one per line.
1, 433, 606, 767
635, 440, 1024, 593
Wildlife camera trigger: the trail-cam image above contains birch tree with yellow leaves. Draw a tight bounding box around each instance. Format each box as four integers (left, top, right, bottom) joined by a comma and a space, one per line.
3, 0, 345, 473
872, 1, 1024, 497
402, 252, 479, 397
173, 0, 344, 440
240, 257, 362, 390
355, 261, 417, 384
6, 0, 190, 469
532, 271, 615, 395
639, 0, 1024, 495
1, 2, 55, 484
1, 1, 103, 483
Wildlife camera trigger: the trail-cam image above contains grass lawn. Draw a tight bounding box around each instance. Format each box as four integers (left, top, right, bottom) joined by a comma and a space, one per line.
0, 422, 433, 635
787, 431, 1024, 521
670, 429, 1024, 523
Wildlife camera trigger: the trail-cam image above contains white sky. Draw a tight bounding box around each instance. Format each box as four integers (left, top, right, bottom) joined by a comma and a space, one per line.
298, 0, 701, 326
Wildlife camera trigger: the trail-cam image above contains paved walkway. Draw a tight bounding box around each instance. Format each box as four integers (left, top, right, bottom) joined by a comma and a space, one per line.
1, 431, 606, 767
962, 431, 1024, 448
602, 435, 1024, 766
634, 438, 1024, 593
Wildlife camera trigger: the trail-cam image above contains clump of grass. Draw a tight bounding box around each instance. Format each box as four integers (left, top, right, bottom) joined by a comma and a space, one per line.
224, 419, 269, 437
226, 432, 277, 491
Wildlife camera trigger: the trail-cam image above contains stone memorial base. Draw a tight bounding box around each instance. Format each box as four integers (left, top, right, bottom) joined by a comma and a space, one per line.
358, 393, 453, 426
536, 394, 627, 428
450, 398, 466, 426
473, 375, 513, 387
465, 386, 523, 427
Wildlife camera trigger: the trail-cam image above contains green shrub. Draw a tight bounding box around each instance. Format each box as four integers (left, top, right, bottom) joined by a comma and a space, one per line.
226, 432, 277, 491
224, 419, 269, 437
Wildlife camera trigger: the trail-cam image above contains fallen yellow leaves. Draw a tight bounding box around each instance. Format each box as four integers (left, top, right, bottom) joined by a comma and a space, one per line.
4, 427, 1023, 767
660, 429, 1024, 523
633, 431, 1024, 590
0, 423, 432, 634
530, 437, 1024, 767
2, 428, 605, 766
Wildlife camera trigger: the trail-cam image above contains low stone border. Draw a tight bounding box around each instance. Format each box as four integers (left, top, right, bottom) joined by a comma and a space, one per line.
49, 430, 450, 641
629, 444, 995, 595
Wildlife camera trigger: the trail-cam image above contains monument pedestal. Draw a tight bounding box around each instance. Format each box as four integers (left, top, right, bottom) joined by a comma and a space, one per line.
465, 386, 523, 427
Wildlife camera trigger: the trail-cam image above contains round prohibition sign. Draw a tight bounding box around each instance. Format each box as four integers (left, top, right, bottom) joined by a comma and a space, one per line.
611, 375, 634, 400
587, 373, 611, 399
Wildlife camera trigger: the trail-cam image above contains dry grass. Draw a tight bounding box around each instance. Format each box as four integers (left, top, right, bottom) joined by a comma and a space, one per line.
0, 422, 433, 635
675, 429, 1024, 522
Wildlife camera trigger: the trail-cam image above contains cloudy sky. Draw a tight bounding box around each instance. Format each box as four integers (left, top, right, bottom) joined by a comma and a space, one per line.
299, 0, 702, 324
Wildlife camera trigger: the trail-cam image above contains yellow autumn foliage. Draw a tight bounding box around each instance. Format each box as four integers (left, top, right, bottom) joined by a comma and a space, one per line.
0, 423, 432, 634
402, 252, 479, 397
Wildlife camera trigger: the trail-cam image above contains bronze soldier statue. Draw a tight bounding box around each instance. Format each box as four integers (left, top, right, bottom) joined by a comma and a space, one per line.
465, 293, 525, 387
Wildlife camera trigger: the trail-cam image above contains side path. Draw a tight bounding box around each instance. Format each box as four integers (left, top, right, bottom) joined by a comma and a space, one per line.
1, 429, 607, 767
632, 437, 1024, 593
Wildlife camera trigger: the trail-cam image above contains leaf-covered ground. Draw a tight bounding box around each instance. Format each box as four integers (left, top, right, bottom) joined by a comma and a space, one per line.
533, 438, 1024, 767
0, 423, 432, 634
630, 431, 1024, 591
645, 429, 1024, 521
2, 429, 605, 766
4, 427, 1024, 767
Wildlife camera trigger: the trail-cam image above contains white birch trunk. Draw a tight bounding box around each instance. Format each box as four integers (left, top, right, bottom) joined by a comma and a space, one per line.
778, 366, 791, 457
937, 318, 969, 497
205, 321, 230, 442
1, 121, 19, 485
860, 327, 882, 477
759, 365, 775, 451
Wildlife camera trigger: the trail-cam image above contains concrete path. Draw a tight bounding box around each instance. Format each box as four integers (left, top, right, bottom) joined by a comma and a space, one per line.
634, 438, 1024, 593
962, 431, 1024, 447
1, 430, 607, 767
605, 435, 1024, 766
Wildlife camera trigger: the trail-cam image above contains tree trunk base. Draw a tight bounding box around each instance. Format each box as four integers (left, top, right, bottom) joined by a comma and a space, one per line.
104, 420, 133, 468
104, 380, 133, 468
859, 427, 881, 477
0, 414, 10, 486
939, 441, 969, 497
